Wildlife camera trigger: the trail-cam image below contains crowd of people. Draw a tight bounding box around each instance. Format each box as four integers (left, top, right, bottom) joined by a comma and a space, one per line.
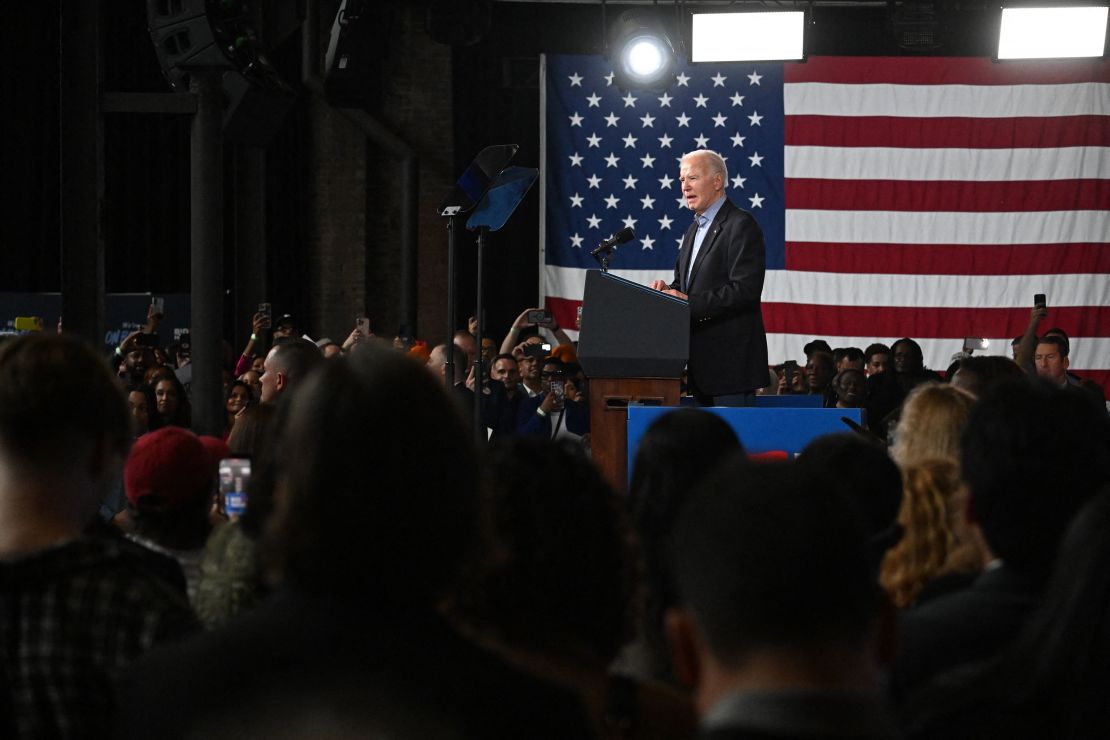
1, 299, 1108, 739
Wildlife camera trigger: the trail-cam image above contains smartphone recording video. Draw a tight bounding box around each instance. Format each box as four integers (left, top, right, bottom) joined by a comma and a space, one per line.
526, 309, 552, 324
218, 457, 251, 517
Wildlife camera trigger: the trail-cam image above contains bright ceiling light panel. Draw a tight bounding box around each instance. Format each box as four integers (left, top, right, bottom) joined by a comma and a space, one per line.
691, 11, 805, 62
997, 7, 1108, 59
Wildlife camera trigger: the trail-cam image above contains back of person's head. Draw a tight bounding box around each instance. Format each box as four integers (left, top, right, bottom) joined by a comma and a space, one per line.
628, 409, 742, 678
629, 409, 743, 587
952, 355, 1024, 398
999, 486, 1110, 727
800, 433, 903, 559
261, 345, 478, 606
0, 333, 130, 473
463, 437, 634, 662
672, 458, 878, 664
891, 382, 975, 469
124, 426, 217, 547
962, 379, 1110, 581
226, 403, 278, 458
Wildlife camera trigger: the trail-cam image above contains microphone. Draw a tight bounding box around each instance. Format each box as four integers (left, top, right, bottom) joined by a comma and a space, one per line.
590, 226, 635, 257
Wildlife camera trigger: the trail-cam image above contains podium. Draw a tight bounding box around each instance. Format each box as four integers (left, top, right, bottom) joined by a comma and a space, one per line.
577, 270, 689, 491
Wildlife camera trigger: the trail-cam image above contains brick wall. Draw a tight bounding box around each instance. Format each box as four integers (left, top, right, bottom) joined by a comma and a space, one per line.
304, 1, 454, 345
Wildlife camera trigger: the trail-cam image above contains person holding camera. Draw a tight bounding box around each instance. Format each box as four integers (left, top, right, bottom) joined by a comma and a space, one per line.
499, 306, 573, 358
517, 358, 588, 441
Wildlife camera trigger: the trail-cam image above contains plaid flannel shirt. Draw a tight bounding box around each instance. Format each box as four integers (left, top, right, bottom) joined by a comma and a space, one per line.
1, 536, 198, 738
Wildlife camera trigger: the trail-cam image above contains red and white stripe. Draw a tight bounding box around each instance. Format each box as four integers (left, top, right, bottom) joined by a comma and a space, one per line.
777, 56, 1109, 391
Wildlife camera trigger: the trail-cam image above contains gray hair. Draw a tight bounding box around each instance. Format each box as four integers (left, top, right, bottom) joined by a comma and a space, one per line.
681, 149, 728, 186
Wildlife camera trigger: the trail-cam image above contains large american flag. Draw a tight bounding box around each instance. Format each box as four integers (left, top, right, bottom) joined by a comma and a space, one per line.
540, 55, 1110, 394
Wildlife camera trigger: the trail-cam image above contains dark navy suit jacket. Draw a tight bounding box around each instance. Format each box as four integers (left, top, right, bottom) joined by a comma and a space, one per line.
670, 197, 769, 396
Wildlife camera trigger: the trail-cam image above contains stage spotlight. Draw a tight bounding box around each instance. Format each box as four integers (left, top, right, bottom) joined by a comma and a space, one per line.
997, 6, 1108, 59
691, 11, 806, 62
609, 10, 677, 89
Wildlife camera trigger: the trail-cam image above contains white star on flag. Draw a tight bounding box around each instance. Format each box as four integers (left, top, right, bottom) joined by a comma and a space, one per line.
570, 233, 584, 247
658, 133, 674, 148
640, 153, 656, 168
748, 111, 763, 126
641, 234, 656, 250
568, 152, 583, 166
569, 193, 584, 207
640, 194, 655, 208
604, 113, 619, 127
622, 93, 637, 107
711, 73, 727, 87
675, 72, 690, 86
568, 73, 583, 86
658, 214, 674, 230
586, 93, 601, 107
748, 193, 764, 208
730, 93, 745, 106
586, 133, 601, 147
731, 174, 747, 189
640, 113, 656, 128
658, 93, 673, 107
712, 113, 728, 127
748, 152, 764, 167
730, 133, 746, 147
604, 153, 620, 167
693, 93, 709, 108
747, 70, 762, 85
586, 214, 602, 228
569, 113, 583, 126
622, 215, 637, 229
586, 174, 602, 188
676, 113, 691, 127
658, 174, 675, 189
604, 194, 620, 209
623, 174, 638, 189
603, 71, 614, 85
694, 134, 710, 148
622, 133, 637, 148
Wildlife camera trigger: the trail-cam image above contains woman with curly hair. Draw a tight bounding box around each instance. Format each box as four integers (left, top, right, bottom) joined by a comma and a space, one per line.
880, 458, 988, 608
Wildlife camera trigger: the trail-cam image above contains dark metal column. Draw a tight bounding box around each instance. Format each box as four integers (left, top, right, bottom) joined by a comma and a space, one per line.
59, 0, 105, 346
400, 155, 419, 334
190, 73, 224, 436
234, 147, 268, 351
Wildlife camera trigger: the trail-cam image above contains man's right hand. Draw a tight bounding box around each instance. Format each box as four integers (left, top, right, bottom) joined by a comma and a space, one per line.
650, 279, 669, 291
1029, 305, 1048, 327
251, 312, 269, 336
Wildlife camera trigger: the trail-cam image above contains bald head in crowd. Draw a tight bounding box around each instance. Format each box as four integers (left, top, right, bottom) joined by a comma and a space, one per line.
428, 343, 468, 386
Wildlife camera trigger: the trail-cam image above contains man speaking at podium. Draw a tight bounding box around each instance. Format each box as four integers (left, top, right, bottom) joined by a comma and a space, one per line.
651, 150, 768, 407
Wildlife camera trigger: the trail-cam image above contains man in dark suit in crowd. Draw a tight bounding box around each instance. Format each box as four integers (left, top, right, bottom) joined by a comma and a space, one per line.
666, 458, 897, 739
651, 149, 768, 406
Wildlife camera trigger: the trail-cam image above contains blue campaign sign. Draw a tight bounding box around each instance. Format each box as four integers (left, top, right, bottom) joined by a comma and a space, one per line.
627, 406, 865, 470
